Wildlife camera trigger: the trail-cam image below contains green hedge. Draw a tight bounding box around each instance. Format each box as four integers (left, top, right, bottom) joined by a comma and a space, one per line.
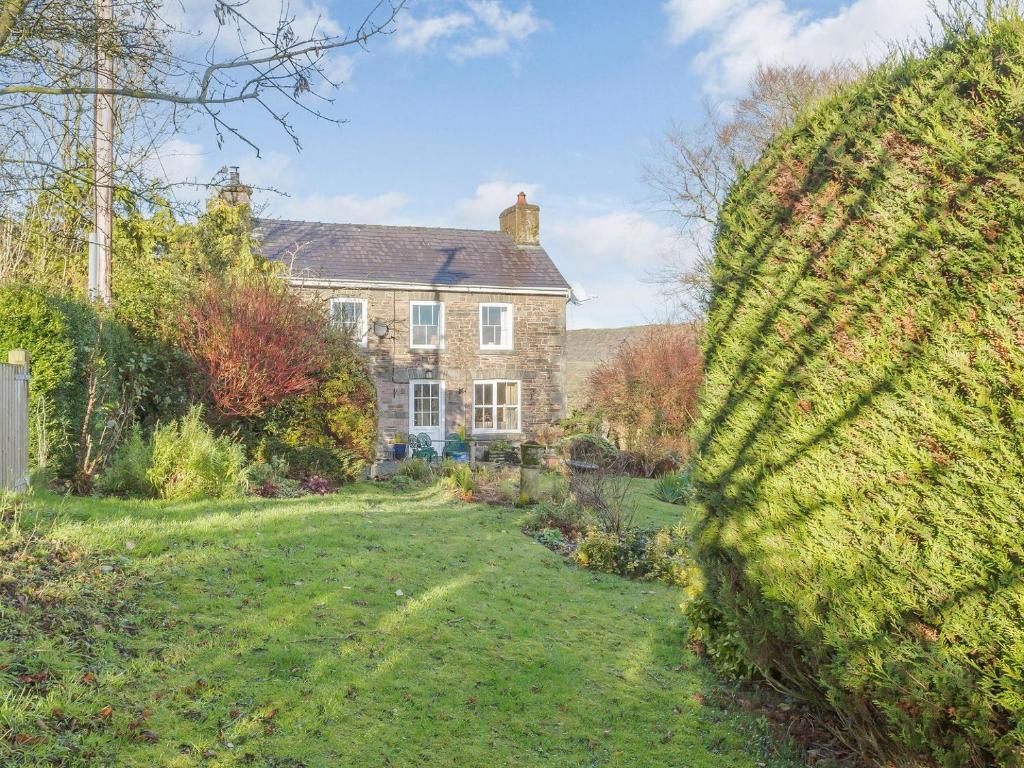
692, 13, 1024, 767
0, 284, 167, 484
0, 285, 106, 478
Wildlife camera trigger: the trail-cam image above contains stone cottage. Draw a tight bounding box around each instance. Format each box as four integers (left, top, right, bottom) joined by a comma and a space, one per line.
253, 192, 572, 456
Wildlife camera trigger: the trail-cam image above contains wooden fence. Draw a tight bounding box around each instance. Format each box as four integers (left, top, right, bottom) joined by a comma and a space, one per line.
0, 349, 29, 492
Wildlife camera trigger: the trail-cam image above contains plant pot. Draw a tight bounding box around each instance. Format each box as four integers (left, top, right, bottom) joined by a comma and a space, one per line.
393, 444, 407, 460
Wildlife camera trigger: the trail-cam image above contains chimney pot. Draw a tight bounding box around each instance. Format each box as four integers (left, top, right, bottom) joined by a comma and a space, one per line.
499, 192, 540, 246
217, 166, 251, 207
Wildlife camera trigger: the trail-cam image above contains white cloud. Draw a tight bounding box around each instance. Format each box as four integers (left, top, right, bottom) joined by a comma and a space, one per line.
452, 180, 542, 228
321, 53, 355, 85
664, 0, 942, 93
394, 10, 474, 51
548, 210, 676, 266
548, 210, 680, 328
394, 1, 543, 60
663, 0, 747, 44
274, 191, 412, 223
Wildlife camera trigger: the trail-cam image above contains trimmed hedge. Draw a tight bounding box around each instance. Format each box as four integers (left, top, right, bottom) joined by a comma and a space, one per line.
0, 285, 135, 479
692, 13, 1024, 767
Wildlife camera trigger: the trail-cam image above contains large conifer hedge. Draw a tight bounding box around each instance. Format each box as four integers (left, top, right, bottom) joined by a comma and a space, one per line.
692, 11, 1024, 766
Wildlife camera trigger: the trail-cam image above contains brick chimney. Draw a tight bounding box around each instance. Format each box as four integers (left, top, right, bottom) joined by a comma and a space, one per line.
218, 166, 251, 207
499, 191, 540, 246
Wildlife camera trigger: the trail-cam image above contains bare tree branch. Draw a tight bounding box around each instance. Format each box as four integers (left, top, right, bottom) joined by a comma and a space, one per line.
644, 63, 862, 320
0, 0, 406, 208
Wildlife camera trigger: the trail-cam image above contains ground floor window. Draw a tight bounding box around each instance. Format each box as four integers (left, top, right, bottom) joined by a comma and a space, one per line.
473, 380, 520, 433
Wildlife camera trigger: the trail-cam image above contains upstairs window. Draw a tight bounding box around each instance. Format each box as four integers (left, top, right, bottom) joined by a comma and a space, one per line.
330, 298, 367, 347
410, 301, 444, 349
473, 380, 520, 433
479, 303, 513, 350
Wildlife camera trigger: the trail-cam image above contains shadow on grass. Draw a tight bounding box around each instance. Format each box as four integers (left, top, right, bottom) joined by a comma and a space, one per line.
5, 485, 802, 767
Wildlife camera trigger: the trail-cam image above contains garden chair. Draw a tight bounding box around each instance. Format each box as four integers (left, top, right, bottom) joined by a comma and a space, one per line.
443, 432, 470, 462
411, 432, 438, 461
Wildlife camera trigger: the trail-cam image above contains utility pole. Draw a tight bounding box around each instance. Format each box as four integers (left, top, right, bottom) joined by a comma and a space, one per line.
90, 0, 114, 304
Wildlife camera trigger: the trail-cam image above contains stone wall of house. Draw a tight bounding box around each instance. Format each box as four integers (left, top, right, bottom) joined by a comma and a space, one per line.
292, 284, 568, 454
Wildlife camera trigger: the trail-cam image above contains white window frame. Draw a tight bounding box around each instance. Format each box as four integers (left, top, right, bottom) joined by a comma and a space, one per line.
472, 379, 522, 434
330, 297, 368, 347
409, 300, 445, 350
479, 302, 514, 351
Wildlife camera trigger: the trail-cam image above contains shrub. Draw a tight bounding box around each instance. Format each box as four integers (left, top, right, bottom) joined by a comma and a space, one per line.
522, 500, 595, 539
180, 276, 332, 419
249, 457, 303, 498
641, 525, 694, 587
299, 476, 334, 495
534, 527, 567, 551
396, 458, 432, 483
573, 524, 693, 586
94, 426, 154, 498
261, 355, 377, 482
652, 471, 692, 505
567, 453, 638, 536
585, 326, 702, 470
691, 13, 1024, 766
98, 407, 249, 500
436, 459, 475, 496
147, 407, 249, 500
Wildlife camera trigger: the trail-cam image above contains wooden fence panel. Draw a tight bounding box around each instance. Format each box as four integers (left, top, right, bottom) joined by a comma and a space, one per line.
0, 352, 30, 492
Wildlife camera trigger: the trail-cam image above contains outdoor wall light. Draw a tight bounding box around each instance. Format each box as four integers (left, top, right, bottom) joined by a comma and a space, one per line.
372, 320, 390, 339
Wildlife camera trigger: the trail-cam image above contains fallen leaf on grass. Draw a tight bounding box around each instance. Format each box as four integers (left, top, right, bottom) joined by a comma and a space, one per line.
97, 705, 113, 720
136, 730, 159, 743
13, 732, 43, 745
17, 670, 48, 687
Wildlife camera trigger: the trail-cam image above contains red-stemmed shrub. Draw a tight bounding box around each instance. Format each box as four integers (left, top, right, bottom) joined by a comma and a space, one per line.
586, 326, 703, 473
180, 277, 331, 419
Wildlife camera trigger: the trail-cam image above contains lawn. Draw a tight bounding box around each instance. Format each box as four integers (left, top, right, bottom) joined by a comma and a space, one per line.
1, 481, 800, 767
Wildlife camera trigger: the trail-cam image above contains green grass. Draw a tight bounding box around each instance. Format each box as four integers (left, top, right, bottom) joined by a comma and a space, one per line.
1, 484, 799, 767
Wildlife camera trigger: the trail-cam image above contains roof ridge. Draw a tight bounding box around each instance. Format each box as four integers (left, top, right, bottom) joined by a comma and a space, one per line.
254, 217, 506, 236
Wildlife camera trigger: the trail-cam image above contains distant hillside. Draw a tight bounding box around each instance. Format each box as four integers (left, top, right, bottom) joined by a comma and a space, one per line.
566, 325, 666, 411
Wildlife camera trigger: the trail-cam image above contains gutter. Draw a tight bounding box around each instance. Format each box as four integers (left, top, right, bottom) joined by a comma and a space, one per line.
285, 275, 572, 298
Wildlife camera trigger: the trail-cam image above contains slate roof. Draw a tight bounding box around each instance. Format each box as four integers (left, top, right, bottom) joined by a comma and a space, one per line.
253, 219, 571, 293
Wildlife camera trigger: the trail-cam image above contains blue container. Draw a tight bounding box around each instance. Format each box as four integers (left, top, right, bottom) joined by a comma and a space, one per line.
393, 444, 407, 460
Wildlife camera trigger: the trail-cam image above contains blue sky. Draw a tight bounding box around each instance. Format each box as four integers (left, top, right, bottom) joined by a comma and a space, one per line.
158, 0, 943, 328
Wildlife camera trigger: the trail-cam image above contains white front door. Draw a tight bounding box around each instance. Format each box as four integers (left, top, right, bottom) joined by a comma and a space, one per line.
409, 380, 445, 451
